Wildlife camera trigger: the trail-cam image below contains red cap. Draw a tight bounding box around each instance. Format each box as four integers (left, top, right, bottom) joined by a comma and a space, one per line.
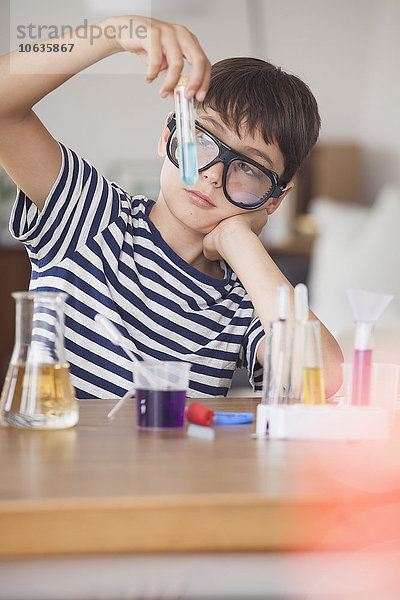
186, 402, 214, 427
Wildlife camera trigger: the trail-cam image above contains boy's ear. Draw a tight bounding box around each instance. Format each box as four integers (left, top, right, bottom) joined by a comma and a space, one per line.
266, 182, 294, 215
158, 111, 174, 158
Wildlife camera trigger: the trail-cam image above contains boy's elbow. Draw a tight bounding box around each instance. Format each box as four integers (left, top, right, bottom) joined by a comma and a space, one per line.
324, 345, 344, 399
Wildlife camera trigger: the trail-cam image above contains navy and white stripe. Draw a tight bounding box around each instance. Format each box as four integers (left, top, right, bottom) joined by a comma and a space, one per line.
10, 142, 265, 399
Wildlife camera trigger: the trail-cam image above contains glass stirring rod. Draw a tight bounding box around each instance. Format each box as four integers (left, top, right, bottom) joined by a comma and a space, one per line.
175, 75, 199, 186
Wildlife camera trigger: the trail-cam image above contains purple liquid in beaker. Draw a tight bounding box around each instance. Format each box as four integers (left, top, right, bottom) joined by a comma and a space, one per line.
136, 389, 186, 429
352, 349, 372, 406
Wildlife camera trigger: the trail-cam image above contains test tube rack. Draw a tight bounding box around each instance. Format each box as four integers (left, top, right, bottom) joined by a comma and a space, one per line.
256, 403, 391, 441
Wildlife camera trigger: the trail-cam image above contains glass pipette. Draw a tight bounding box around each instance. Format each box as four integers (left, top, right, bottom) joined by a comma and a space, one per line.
271, 284, 289, 403
94, 314, 184, 419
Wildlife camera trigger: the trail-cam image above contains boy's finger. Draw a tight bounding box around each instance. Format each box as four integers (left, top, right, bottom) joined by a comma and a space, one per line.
159, 45, 185, 97
184, 55, 210, 100
194, 60, 211, 102
158, 29, 185, 96
145, 28, 164, 82
178, 32, 211, 100
159, 68, 174, 99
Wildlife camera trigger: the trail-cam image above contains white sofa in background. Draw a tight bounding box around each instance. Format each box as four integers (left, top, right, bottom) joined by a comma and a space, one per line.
308, 184, 400, 356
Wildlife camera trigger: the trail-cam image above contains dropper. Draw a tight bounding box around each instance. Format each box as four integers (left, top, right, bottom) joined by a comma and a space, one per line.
295, 283, 309, 324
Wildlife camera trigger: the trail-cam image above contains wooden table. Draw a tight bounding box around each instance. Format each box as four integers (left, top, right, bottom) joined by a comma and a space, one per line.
1, 397, 400, 559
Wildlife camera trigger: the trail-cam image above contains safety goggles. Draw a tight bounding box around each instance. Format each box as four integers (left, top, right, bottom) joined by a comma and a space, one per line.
166, 114, 287, 210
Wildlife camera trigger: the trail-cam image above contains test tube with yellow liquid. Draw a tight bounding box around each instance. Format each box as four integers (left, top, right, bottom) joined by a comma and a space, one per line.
302, 320, 325, 405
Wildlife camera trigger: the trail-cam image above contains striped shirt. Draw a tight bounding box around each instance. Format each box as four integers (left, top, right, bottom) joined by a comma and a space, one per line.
10, 142, 265, 400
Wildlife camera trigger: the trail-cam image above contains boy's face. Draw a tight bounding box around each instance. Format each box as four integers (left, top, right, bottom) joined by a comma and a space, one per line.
157, 107, 292, 235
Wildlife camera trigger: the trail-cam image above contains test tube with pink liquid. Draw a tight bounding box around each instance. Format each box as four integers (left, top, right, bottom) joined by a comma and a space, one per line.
347, 289, 393, 406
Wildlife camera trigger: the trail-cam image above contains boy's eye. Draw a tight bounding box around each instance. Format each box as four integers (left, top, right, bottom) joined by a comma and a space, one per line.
196, 132, 215, 147
237, 161, 260, 178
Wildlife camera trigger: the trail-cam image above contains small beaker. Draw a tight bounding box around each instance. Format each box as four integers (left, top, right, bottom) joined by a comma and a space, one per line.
135, 361, 190, 429
0, 291, 78, 429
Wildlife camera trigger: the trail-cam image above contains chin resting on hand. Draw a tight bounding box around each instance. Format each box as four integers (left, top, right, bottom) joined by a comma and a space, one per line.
202, 210, 269, 262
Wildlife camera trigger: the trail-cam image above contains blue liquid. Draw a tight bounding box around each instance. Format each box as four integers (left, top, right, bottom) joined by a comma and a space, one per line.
178, 142, 198, 186
136, 389, 186, 429
352, 349, 372, 406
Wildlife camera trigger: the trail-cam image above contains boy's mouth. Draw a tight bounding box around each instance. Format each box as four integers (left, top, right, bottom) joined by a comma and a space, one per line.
185, 189, 215, 208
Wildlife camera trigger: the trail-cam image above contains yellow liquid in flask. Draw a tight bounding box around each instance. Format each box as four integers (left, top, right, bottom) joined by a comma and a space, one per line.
0, 363, 78, 429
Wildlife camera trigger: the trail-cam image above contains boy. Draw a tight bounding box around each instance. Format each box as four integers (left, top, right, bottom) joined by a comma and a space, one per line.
0, 15, 343, 400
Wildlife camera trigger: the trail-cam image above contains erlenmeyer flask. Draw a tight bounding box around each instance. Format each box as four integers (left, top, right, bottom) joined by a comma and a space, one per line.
0, 291, 78, 429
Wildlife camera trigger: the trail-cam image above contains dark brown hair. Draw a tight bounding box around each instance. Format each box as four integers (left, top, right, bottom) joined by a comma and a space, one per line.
194, 57, 321, 184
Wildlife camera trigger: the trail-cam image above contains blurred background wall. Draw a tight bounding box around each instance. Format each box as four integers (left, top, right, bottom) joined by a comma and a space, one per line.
1, 0, 399, 382
1, 0, 399, 196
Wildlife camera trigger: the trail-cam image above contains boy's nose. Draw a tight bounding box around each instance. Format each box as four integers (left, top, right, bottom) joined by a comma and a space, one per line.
200, 161, 223, 187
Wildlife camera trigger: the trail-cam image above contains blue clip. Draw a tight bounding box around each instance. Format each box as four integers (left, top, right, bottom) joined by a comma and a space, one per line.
213, 412, 254, 425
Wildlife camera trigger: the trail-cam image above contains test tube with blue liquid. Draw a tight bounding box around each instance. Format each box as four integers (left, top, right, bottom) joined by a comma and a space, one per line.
174, 75, 198, 186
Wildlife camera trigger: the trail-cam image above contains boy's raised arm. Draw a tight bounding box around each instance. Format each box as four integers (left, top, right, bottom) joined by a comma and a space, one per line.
0, 16, 210, 211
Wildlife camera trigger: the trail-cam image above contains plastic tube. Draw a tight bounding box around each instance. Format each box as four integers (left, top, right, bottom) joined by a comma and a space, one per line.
261, 322, 273, 404
286, 283, 309, 402
302, 320, 325, 405
352, 322, 374, 406
261, 285, 289, 405
174, 75, 198, 186
271, 284, 289, 403
347, 289, 393, 406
